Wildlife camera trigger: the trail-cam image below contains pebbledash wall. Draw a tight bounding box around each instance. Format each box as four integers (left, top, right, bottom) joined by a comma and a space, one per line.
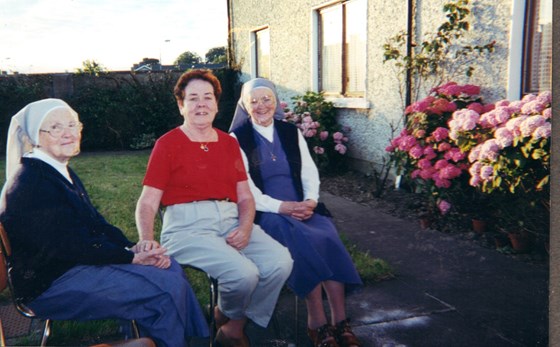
228, 0, 523, 174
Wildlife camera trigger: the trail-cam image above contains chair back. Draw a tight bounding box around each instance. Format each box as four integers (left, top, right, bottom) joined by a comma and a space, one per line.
0, 223, 10, 292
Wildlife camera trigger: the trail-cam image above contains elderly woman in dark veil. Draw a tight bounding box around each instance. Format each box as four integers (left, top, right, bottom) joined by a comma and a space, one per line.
0, 98, 208, 347
229, 78, 363, 347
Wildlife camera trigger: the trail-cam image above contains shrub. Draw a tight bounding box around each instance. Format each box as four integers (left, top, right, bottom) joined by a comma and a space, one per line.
283, 91, 350, 174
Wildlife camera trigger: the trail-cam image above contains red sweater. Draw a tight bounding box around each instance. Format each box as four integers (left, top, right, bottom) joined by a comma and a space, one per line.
143, 127, 247, 206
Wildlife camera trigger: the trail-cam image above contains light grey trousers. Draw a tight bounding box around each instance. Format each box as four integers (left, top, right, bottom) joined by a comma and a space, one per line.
161, 200, 293, 327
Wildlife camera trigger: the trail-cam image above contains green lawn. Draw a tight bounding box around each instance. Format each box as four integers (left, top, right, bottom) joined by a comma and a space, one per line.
1, 150, 392, 345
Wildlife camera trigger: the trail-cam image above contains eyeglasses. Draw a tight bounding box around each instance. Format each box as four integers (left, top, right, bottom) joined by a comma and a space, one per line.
249, 96, 275, 107
40, 122, 83, 138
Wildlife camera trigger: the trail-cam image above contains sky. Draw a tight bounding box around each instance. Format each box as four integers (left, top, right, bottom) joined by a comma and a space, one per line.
0, 0, 228, 74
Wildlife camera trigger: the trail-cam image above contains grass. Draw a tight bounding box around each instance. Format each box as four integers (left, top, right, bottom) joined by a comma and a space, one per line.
1, 150, 393, 345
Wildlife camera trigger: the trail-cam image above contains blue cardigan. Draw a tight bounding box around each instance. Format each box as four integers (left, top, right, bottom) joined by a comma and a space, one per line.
0, 158, 135, 304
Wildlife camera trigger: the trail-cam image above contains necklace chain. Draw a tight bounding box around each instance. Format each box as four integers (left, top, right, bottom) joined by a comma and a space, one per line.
257, 134, 276, 161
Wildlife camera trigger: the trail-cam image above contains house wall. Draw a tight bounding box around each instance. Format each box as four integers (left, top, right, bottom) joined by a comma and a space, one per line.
229, 0, 515, 173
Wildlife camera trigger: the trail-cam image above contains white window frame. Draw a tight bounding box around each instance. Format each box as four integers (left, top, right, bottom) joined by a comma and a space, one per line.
312, 0, 370, 109
250, 26, 271, 79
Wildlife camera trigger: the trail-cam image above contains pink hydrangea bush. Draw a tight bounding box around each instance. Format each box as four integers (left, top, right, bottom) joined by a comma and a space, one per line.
386, 82, 484, 216
387, 82, 550, 236
449, 91, 550, 234
282, 91, 350, 173
449, 91, 551, 194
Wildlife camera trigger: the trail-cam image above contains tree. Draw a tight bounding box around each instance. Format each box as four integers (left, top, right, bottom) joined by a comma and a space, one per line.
76, 60, 107, 76
174, 51, 202, 66
205, 46, 227, 64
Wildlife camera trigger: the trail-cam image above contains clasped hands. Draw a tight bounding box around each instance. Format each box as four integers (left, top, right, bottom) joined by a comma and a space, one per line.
280, 199, 317, 221
130, 240, 171, 269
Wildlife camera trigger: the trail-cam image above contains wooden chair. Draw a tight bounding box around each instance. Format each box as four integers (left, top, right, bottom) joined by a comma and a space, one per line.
0, 222, 140, 347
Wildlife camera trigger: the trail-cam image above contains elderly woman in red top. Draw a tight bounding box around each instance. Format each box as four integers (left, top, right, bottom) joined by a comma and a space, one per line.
135, 69, 293, 347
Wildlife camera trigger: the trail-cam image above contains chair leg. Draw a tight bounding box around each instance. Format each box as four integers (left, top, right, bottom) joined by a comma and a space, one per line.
40, 319, 51, 347
0, 319, 6, 347
208, 275, 218, 347
131, 320, 140, 339
294, 296, 299, 345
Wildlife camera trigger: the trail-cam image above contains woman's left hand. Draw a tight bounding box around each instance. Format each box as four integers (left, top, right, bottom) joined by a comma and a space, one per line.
132, 240, 161, 253
226, 227, 251, 251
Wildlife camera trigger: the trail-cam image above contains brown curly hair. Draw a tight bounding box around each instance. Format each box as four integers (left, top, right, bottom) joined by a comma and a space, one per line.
173, 69, 222, 103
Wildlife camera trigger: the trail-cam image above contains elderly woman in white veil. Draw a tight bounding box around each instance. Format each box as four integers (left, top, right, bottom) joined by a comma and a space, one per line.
0, 99, 208, 347
230, 78, 362, 347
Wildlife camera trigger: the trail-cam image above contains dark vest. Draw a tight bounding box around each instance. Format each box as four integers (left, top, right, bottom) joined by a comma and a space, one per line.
233, 119, 304, 201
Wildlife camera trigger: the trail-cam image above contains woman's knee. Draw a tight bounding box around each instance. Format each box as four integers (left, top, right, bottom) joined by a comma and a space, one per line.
220, 265, 259, 295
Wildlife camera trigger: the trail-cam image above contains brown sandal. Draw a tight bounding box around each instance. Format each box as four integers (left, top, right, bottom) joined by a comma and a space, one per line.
334, 319, 362, 347
307, 324, 339, 347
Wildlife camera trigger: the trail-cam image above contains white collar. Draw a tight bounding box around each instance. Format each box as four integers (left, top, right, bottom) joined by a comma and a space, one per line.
253, 121, 275, 142
25, 149, 73, 183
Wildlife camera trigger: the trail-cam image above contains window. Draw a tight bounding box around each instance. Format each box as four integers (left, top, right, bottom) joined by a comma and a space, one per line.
522, 0, 552, 93
318, 0, 366, 97
254, 27, 270, 79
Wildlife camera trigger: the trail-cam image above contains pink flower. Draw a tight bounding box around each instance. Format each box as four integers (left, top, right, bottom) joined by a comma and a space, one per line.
521, 100, 547, 115
467, 102, 484, 113
537, 90, 552, 105
434, 159, 449, 170
433, 176, 451, 188
532, 123, 551, 140
495, 99, 510, 107
419, 168, 436, 180
494, 127, 513, 148
303, 129, 317, 138
313, 146, 325, 154
520, 115, 546, 137
468, 144, 482, 163
333, 132, 344, 141
439, 164, 462, 179
409, 145, 424, 159
480, 165, 494, 180
444, 148, 466, 162
432, 127, 449, 141
438, 200, 452, 215
505, 115, 528, 137
543, 108, 552, 119
398, 135, 417, 151
423, 147, 437, 160
438, 142, 452, 152
320, 131, 329, 141
417, 158, 433, 169
280, 101, 288, 109
334, 143, 347, 154
479, 139, 500, 161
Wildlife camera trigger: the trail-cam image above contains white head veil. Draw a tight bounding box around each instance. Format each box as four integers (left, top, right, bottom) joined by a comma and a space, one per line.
228, 78, 285, 132
0, 99, 78, 209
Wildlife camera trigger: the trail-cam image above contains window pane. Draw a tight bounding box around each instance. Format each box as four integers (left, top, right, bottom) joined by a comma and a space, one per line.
524, 0, 552, 93
256, 28, 270, 79
320, 6, 342, 94
345, 0, 367, 94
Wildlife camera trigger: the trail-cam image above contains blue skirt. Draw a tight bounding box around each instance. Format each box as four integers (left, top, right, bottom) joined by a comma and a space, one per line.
258, 212, 362, 298
28, 259, 209, 347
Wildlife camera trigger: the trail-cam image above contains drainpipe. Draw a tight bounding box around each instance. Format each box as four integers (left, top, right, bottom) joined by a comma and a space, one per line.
405, 0, 415, 109
226, 0, 234, 68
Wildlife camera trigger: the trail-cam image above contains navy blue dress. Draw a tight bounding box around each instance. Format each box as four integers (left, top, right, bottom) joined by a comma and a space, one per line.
251, 130, 362, 298
0, 158, 208, 347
